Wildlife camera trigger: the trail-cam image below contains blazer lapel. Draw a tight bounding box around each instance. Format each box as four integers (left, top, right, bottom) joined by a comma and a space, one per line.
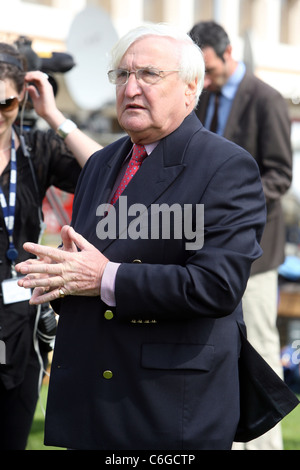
223, 72, 254, 140
117, 111, 201, 210
99, 113, 201, 252
99, 138, 133, 205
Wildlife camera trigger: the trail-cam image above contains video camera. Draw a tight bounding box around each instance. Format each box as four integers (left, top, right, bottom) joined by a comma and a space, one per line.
14, 36, 76, 127
14, 35, 75, 90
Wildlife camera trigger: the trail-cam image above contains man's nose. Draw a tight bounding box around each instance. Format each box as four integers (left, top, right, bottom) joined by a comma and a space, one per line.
124, 73, 142, 96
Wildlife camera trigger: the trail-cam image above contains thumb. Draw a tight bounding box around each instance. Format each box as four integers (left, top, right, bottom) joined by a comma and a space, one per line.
60, 225, 77, 252
63, 226, 95, 252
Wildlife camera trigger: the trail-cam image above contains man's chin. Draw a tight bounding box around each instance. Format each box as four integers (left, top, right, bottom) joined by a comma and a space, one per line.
120, 116, 148, 134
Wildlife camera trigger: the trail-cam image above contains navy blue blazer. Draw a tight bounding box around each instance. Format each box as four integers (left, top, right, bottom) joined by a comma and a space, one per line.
45, 113, 298, 450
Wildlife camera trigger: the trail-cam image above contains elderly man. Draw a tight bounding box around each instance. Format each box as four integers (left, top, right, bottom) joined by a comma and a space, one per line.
16, 24, 297, 450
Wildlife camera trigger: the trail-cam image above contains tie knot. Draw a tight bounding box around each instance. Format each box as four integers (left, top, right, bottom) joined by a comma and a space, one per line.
132, 144, 147, 163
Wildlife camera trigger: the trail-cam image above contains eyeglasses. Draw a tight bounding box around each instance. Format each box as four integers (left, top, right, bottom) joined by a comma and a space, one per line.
107, 68, 181, 86
0, 96, 20, 112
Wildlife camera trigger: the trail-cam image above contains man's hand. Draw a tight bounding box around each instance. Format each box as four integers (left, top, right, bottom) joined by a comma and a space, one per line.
15, 225, 109, 305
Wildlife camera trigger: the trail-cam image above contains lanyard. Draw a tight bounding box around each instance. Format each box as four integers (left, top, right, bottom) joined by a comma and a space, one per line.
0, 129, 19, 273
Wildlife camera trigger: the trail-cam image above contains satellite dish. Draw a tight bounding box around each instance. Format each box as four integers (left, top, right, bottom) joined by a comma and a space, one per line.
65, 6, 118, 111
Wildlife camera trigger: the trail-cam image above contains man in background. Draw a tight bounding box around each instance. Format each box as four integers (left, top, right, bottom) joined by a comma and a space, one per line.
189, 20, 293, 450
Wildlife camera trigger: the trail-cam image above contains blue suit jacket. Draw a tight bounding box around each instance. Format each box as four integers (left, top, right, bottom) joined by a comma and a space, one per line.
44, 113, 298, 450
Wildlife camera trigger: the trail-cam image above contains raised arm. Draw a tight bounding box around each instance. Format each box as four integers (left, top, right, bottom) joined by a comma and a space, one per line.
25, 70, 102, 167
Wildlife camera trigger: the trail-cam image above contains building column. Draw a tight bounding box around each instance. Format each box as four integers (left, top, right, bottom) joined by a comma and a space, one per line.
162, 0, 195, 32
53, 0, 86, 10
110, 0, 144, 36
251, 0, 281, 43
213, 0, 240, 39
287, 0, 300, 44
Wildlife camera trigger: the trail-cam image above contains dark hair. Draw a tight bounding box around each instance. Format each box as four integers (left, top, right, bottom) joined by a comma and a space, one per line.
0, 43, 26, 93
189, 21, 230, 61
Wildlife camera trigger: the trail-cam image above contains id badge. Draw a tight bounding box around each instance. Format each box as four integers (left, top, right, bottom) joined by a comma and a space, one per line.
1, 277, 31, 305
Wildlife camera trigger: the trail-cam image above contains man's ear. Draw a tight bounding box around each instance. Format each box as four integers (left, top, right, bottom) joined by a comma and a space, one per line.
185, 79, 198, 105
223, 44, 232, 62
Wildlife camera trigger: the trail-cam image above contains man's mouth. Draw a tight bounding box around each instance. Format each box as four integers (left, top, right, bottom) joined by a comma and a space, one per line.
125, 104, 145, 110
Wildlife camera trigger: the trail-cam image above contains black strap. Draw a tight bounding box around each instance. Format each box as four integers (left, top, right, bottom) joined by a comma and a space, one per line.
0, 53, 23, 71
19, 132, 44, 230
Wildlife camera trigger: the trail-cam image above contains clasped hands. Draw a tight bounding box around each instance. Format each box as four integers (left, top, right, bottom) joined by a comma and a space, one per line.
15, 225, 109, 305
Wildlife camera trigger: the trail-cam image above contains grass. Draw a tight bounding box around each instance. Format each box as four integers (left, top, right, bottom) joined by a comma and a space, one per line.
26, 384, 300, 450
26, 384, 61, 451
281, 396, 300, 450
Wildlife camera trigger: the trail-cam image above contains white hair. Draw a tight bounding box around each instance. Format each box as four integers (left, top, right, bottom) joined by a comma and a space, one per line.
109, 23, 205, 104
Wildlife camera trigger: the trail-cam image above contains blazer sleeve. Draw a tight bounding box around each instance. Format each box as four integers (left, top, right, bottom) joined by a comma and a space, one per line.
115, 148, 266, 321
256, 88, 293, 204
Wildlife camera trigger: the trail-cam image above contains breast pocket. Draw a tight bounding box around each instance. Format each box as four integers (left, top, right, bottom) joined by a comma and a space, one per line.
141, 343, 214, 371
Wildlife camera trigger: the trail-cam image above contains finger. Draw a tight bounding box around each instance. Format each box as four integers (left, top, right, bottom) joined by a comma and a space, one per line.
60, 225, 78, 252
15, 257, 53, 275
22, 242, 71, 264
25, 71, 42, 81
17, 261, 63, 276
66, 226, 97, 252
21, 274, 63, 290
29, 286, 63, 305
25, 71, 49, 85
26, 85, 39, 101
17, 273, 50, 287
16, 257, 47, 268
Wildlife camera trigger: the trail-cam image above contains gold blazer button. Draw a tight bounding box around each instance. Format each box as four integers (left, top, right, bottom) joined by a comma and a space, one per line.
104, 310, 114, 320
103, 370, 113, 379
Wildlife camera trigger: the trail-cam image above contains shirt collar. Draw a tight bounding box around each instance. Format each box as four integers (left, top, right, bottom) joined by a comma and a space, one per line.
145, 141, 159, 155
124, 141, 159, 164
221, 61, 246, 100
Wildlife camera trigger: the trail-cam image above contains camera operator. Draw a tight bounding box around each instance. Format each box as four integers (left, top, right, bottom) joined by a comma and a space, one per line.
0, 42, 101, 450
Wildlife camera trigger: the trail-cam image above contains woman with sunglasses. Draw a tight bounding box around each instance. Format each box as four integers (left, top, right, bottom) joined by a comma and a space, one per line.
0, 42, 101, 450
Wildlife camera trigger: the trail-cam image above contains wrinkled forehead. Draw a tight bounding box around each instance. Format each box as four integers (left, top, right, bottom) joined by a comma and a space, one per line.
119, 35, 181, 68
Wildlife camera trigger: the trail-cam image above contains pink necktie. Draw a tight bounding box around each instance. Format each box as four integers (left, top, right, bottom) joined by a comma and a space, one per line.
110, 144, 147, 205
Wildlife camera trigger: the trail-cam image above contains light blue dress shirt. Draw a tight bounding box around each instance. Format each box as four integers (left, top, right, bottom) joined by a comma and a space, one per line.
205, 61, 246, 136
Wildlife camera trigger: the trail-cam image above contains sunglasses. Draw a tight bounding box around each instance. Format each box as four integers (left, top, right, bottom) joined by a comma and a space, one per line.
0, 96, 20, 112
